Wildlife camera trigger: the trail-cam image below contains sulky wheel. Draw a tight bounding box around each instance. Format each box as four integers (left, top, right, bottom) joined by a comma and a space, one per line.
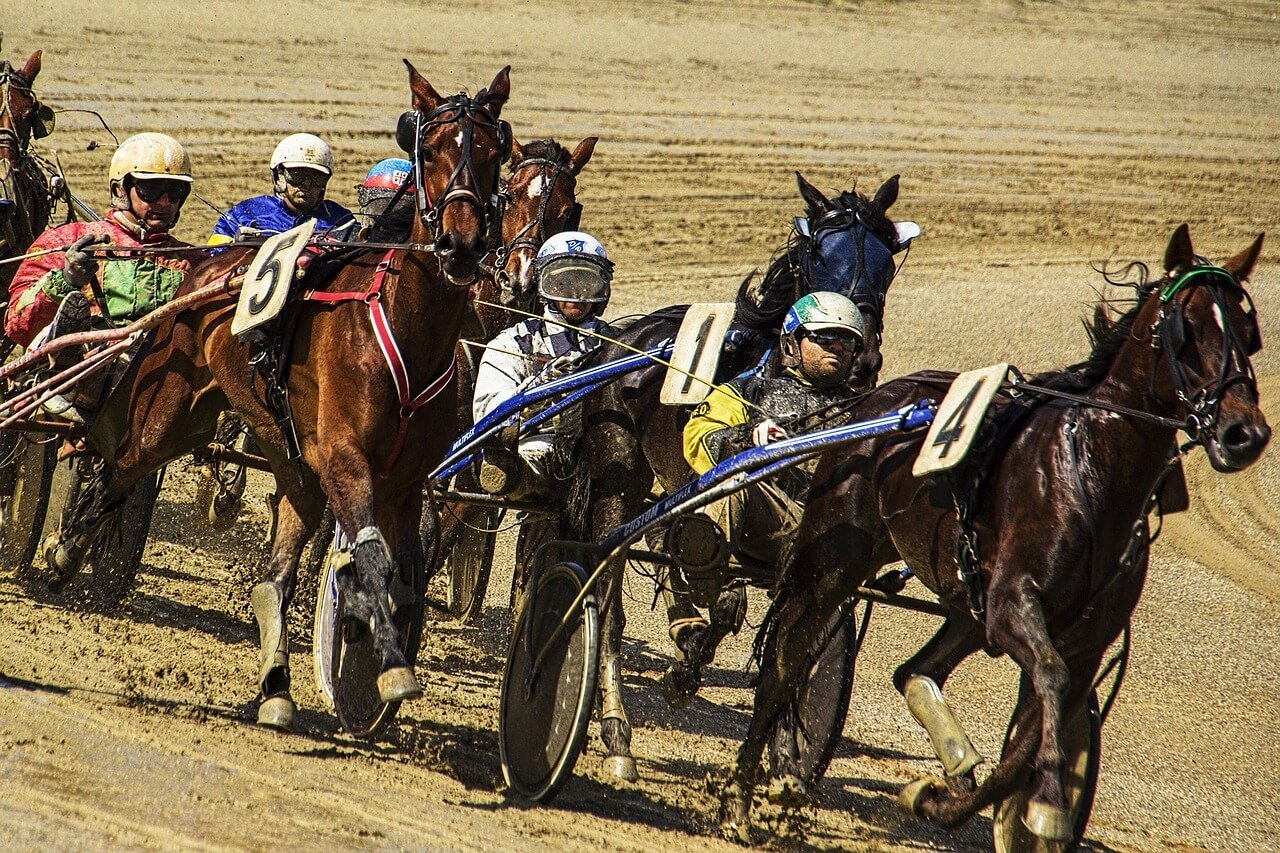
499, 560, 599, 802
992, 689, 1102, 853
0, 434, 55, 572
445, 505, 499, 623
86, 467, 163, 606
317, 536, 427, 737
769, 599, 857, 785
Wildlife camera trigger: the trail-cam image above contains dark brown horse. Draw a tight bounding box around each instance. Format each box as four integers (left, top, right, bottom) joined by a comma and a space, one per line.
46, 62, 513, 729
561, 173, 913, 781
719, 225, 1269, 843
0, 48, 55, 297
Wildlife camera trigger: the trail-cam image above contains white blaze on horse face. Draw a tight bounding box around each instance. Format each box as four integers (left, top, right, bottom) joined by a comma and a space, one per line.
513, 250, 534, 292
455, 128, 465, 149
526, 174, 546, 200
1211, 303, 1226, 337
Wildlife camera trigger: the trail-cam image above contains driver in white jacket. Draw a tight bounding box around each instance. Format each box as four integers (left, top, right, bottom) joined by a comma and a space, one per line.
472, 231, 614, 495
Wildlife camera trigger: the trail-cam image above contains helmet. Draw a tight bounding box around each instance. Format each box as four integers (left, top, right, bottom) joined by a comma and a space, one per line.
270, 133, 333, 176
782, 292, 865, 339
535, 231, 614, 305
109, 133, 193, 185
780, 292, 865, 373
359, 158, 413, 194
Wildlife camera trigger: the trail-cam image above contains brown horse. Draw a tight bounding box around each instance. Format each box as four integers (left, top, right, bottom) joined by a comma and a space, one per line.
719, 225, 1269, 843
46, 61, 513, 730
0, 48, 55, 297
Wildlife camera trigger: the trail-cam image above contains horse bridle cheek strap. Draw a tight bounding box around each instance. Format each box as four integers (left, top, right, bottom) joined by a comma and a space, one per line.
304, 250, 457, 478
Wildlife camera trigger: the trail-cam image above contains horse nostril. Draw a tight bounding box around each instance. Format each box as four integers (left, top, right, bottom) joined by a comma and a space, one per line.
1222, 421, 1269, 453
434, 233, 455, 256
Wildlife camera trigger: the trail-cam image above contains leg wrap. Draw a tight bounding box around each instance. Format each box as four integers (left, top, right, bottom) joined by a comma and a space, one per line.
601, 655, 628, 723
250, 581, 290, 696
905, 675, 984, 777
353, 525, 393, 565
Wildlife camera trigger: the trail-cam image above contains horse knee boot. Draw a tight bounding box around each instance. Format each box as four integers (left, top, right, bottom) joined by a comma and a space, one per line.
905, 675, 984, 777
251, 581, 295, 730
353, 527, 422, 704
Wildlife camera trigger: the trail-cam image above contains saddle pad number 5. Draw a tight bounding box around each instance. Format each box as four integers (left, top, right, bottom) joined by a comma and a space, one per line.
231, 219, 317, 338
912, 363, 1009, 477
660, 303, 735, 405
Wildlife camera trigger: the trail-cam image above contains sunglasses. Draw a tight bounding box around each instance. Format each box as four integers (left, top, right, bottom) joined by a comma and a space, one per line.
284, 167, 329, 188
804, 330, 860, 352
132, 179, 190, 204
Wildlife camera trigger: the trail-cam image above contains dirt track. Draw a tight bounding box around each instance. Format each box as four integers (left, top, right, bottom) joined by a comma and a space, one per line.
2, 0, 1279, 849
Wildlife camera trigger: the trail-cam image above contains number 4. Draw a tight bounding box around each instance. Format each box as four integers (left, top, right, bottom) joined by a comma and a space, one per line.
932, 381, 982, 458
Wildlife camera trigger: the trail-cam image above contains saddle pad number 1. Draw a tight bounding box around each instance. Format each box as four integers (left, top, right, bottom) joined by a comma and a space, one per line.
660, 302, 735, 405
912, 363, 1009, 477
231, 219, 317, 338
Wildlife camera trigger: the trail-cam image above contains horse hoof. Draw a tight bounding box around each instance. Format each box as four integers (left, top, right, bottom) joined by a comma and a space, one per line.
257, 695, 296, 731
1024, 799, 1073, 841
602, 755, 638, 782
661, 664, 699, 710
897, 777, 941, 816
766, 773, 809, 808
376, 666, 422, 703
207, 495, 242, 531
42, 535, 78, 590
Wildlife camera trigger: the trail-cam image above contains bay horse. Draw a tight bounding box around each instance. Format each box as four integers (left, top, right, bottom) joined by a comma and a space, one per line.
559, 173, 915, 781
431, 135, 596, 593
719, 225, 1269, 843
0, 48, 55, 301
46, 61, 513, 730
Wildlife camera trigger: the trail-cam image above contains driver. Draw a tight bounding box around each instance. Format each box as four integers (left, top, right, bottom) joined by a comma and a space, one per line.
472, 230, 614, 497
355, 158, 415, 242
209, 133, 354, 244
672, 291, 865, 642
6, 132, 198, 421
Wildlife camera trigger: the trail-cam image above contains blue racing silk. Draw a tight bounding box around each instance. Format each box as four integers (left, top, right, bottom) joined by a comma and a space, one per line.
209, 195, 355, 244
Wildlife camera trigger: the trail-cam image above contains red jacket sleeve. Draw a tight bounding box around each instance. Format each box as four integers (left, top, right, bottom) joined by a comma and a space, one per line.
5, 222, 87, 347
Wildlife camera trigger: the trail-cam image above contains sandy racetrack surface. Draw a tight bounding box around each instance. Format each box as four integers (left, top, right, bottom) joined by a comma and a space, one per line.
1, 1, 1278, 849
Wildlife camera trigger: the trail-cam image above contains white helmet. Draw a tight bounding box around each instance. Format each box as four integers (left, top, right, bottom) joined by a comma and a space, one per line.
780, 292, 865, 372
270, 133, 333, 176
109, 133, 193, 185
535, 231, 613, 304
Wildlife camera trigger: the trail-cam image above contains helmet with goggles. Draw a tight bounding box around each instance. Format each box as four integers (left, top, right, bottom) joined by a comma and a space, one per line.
535, 231, 613, 306
109, 133, 193, 186
780, 291, 865, 371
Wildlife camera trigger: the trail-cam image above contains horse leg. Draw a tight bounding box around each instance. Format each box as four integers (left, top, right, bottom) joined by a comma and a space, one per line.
912, 582, 1073, 840
320, 445, 420, 703
719, 566, 858, 840
43, 454, 151, 588
597, 562, 638, 781
251, 485, 323, 730
893, 615, 987, 806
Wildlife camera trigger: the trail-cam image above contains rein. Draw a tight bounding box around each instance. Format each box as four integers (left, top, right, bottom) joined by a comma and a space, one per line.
302, 249, 456, 478
483, 155, 580, 304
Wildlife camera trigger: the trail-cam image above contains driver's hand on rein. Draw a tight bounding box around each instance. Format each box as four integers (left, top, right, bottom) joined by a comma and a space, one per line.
751, 418, 788, 447
63, 234, 104, 289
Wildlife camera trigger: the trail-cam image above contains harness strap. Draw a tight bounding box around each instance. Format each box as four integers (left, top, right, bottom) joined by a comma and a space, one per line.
303, 249, 457, 478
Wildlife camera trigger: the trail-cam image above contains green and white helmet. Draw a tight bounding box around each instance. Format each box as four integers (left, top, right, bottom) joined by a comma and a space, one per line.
780, 292, 865, 371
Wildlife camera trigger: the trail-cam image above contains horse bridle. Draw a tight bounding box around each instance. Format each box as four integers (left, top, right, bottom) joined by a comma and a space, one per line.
1150, 263, 1261, 443
396, 92, 510, 248
487, 155, 581, 302
795, 205, 902, 342
0, 61, 55, 248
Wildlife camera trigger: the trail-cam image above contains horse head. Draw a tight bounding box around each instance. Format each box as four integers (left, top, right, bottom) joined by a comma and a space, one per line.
792, 172, 919, 389
399, 61, 511, 285
1145, 224, 1269, 472
0, 50, 54, 261
496, 135, 596, 310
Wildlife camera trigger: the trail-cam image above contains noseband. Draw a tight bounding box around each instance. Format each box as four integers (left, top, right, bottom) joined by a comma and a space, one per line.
1151, 264, 1260, 443
402, 93, 508, 246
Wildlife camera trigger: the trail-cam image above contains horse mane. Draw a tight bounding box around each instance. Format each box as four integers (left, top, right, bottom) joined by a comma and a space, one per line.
734, 187, 899, 332
1027, 261, 1160, 393
511, 138, 571, 173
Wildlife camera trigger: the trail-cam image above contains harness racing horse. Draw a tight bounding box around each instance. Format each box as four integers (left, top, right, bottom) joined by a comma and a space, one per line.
0, 48, 56, 303
719, 225, 1269, 844
45, 62, 513, 730
561, 173, 914, 781
432, 135, 595, 614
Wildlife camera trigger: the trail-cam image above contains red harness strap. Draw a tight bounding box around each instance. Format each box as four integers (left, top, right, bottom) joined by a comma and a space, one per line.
304, 250, 457, 478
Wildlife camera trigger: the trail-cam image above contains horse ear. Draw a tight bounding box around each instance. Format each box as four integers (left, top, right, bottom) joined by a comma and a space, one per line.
481, 66, 511, 113
1223, 233, 1265, 283
873, 175, 900, 213
795, 172, 830, 216
1163, 223, 1196, 275
403, 58, 443, 111
508, 136, 524, 164
20, 50, 42, 83
569, 136, 597, 175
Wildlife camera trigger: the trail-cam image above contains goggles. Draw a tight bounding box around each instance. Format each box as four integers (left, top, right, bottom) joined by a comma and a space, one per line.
131, 178, 190, 204
803, 329, 860, 352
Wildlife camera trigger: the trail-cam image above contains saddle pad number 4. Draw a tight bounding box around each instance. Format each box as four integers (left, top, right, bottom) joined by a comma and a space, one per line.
912, 363, 1009, 477
660, 303, 736, 406
231, 219, 317, 338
